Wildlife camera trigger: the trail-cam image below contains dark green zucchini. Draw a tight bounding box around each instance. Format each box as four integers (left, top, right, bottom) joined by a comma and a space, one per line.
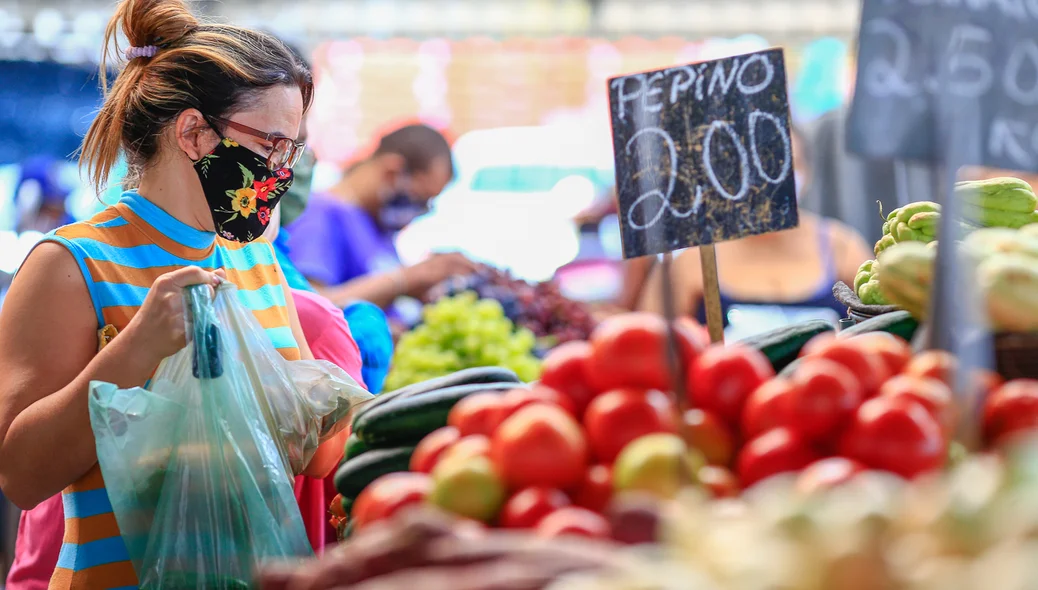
334, 446, 415, 499
341, 495, 354, 518
344, 433, 368, 461
838, 310, 919, 342
351, 367, 520, 430
354, 382, 518, 446
740, 319, 835, 372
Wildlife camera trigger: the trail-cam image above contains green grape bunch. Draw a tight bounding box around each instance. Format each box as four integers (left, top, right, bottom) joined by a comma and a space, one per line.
383, 292, 542, 391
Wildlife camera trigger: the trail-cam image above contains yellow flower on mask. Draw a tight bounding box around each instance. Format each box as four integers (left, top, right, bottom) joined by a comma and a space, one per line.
222, 138, 239, 148
232, 187, 257, 218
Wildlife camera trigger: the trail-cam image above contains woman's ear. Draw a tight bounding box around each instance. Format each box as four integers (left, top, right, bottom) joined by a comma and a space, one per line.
175, 109, 218, 161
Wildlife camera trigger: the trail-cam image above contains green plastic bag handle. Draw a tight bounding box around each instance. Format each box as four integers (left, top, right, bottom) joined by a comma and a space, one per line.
186, 284, 223, 380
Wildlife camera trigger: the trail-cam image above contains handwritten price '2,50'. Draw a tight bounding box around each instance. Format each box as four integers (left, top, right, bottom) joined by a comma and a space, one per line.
864, 19, 1038, 104
624, 112, 792, 231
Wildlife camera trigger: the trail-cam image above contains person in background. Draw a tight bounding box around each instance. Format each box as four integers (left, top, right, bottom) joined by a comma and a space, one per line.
14, 157, 74, 235
639, 126, 872, 339
286, 124, 478, 313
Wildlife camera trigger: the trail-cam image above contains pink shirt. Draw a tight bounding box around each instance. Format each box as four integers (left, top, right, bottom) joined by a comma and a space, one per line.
6, 290, 366, 587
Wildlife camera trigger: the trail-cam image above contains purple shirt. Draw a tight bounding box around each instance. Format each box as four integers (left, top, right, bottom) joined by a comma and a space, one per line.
286, 193, 401, 288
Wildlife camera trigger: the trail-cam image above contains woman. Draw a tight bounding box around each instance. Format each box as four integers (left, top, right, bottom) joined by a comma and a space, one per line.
0, 0, 338, 586
639, 127, 872, 339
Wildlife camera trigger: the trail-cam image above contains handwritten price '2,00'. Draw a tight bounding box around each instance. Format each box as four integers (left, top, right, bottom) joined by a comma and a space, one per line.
863, 19, 1038, 103
622, 114, 792, 231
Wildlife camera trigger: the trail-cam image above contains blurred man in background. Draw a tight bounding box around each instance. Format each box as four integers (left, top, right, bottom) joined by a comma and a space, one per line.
287, 124, 477, 311
14, 157, 73, 235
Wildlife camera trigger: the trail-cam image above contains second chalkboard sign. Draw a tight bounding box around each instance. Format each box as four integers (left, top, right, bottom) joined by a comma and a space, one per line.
608, 48, 798, 259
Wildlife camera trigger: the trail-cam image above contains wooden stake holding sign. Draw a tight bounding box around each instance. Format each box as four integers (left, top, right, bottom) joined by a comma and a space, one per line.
607, 48, 801, 378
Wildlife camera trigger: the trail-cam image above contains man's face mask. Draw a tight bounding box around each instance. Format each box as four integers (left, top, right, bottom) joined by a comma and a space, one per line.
193, 136, 294, 243
378, 191, 429, 232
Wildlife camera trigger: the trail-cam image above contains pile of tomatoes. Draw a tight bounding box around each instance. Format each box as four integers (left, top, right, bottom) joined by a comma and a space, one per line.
334, 311, 1038, 538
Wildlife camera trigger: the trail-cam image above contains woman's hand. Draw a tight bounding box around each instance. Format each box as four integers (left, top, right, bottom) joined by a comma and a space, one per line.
123, 266, 225, 365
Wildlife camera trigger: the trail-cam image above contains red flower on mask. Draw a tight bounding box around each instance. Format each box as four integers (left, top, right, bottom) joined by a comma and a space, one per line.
253, 177, 278, 201
275, 168, 292, 180
257, 207, 271, 226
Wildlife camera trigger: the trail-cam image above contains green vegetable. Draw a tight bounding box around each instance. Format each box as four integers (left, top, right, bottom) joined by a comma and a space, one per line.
334, 446, 415, 499
341, 495, 354, 518
739, 320, 835, 373
837, 310, 919, 341
352, 366, 520, 430
858, 279, 889, 306
344, 433, 368, 461
354, 382, 519, 446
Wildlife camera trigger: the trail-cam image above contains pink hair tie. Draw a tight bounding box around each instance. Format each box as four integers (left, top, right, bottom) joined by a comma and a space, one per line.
125, 45, 158, 60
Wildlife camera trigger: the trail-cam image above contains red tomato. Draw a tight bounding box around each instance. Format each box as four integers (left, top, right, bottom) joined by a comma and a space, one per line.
439, 434, 491, 466
852, 332, 913, 375
410, 426, 462, 473
536, 507, 612, 539
688, 345, 775, 425
800, 332, 837, 358
540, 341, 599, 415
675, 317, 711, 365
583, 388, 678, 463
880, 375, 957, 436
329, 494, 347, 518
499, 487, 571, 528
903, 351, 959, 387
984, 379, 1038, 446
741, 378, 796, 439
448, 393, 507, 437
839, 396, 946, 479
803, 339, 889, 397
351, 472, 432, 530
681, 409, 735, 466
571, 464, 613, 513
787, 359, 864, 443
737, 427, 820, 488
498, 385, 576, 420
697, 465, 740, 498
795, 457, 865, 495
588, 313, 677, 392
491, 404, 589, 489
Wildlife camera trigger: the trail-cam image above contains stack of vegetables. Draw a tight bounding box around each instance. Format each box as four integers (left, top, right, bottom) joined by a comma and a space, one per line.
330, 307, 1036, 539
854, 177, 1038, 306
876, 226, 1038, 331
550, 444, 1038, 590
383, 292, 542, 392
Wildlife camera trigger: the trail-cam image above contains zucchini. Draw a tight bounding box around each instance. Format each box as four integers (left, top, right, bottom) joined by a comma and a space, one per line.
334, 446, 415, 499
778, 357, 802, 378
341, 495, 354, 518
351, 367, 520, 429
355, 382, 519, 446
344, 433, 368, 461
740, 320, 834, 372
838, 310, 919, 342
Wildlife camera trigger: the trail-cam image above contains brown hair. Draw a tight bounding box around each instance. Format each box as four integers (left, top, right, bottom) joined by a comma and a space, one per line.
81, 0, 314, 192
373, 124, 454, 176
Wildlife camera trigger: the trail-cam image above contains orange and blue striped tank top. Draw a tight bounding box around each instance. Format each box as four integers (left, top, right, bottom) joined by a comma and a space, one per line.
42, 190, 300, 590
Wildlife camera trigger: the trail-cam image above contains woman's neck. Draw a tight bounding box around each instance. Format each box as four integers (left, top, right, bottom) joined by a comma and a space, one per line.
136, 162, 215, 232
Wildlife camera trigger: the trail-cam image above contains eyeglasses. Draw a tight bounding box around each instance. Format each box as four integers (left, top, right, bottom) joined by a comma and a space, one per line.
206, 115, 305, 172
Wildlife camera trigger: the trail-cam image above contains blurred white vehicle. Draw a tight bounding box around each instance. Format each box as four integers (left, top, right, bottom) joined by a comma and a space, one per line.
395, 125, 616, 283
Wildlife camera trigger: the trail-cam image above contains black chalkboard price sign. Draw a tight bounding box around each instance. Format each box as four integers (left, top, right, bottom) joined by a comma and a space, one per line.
849, 0, 1038, 171
608, 48, 798, 260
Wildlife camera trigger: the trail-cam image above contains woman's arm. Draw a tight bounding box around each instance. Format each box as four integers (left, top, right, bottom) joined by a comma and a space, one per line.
0, 244, 166, 508
637, 250, 703, 318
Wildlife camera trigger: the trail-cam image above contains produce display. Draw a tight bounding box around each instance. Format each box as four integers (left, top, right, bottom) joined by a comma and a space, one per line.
874, 226, 1038, 331
548, 444, 1038, 590
330, 308, 1025, 544
431, 267, 598, 349
383, 292, 542, 391
855, 177, 1038, 306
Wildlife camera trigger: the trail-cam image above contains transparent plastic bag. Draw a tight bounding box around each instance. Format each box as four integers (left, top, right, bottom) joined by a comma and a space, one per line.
88, 283, 373, 589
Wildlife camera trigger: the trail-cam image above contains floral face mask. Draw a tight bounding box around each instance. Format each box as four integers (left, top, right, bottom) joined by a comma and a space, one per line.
194, 137, 294, 243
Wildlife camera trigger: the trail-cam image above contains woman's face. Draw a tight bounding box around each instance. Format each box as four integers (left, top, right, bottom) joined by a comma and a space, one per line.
204, 85, 305, 160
